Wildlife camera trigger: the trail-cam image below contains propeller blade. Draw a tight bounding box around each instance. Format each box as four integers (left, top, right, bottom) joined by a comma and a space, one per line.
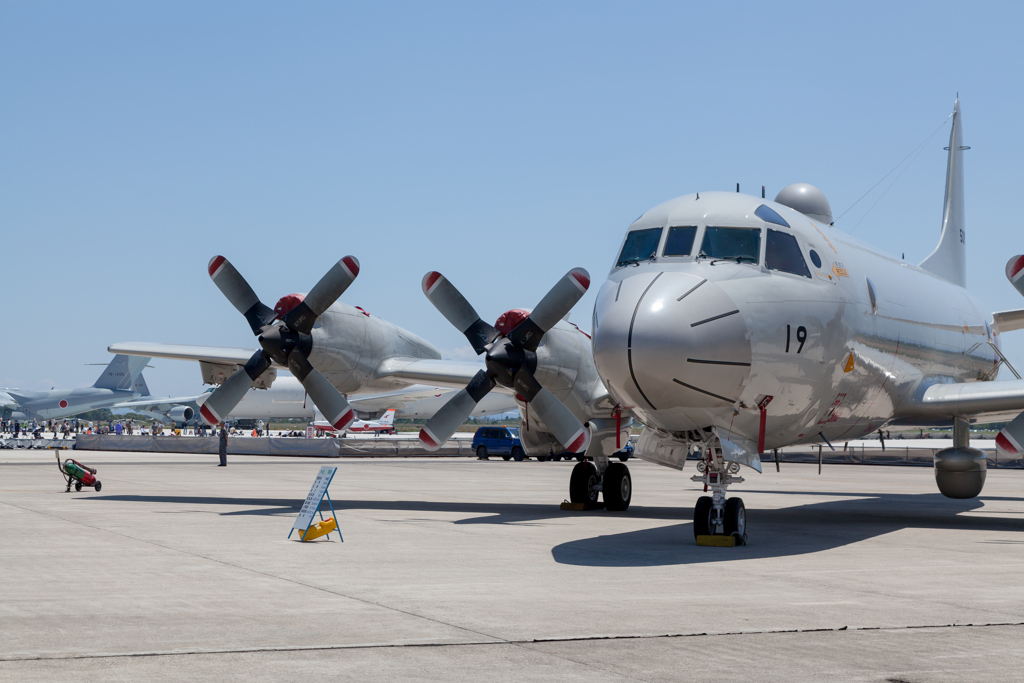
199, 351, 272, 425
281, 256, 360, 334
208, 256, 276, 335
418, 370, 496, 450
508, 268, 590, 351
422, 272, 499, 355
513, 368, 589, 453
286, 350, 356, 430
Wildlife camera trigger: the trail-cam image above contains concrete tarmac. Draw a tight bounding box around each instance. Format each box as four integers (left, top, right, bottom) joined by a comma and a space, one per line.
3, 450, 1024, 681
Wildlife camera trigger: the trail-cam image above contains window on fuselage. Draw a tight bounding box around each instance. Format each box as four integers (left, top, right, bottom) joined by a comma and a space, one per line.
698, 227, 761, 264
662, 226, 697, 257
616, 227, 663, 267
765, 228, 811, 278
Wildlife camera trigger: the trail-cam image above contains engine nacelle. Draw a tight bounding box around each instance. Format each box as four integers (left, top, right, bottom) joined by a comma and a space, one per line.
168, 406, 195, 423
933, 447, 986, 499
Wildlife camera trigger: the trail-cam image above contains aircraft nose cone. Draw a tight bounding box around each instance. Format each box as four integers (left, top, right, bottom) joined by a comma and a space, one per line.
593, 272, 751, 417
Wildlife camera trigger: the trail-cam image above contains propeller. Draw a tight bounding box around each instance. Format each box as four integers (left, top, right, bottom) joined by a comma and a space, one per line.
418, 268, 592, 453
198, 255, 360, 432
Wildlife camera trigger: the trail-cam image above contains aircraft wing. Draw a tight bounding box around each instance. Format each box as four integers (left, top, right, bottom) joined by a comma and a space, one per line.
114, 395, 204, 411
107, 342, 261, 366
374, 357, 499, 391
898, 379, 1024, 424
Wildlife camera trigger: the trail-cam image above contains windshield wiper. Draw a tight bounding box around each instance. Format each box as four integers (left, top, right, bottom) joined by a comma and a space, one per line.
709, 255, 756, 266
617, 255, 656, 268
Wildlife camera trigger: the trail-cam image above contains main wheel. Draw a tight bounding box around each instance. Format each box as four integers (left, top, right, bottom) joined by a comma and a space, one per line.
511, 447, 525, 462
603, 462, 631, 512
569, 461, 599, 505
94, 481, 102, 492
476, 446, 489, 460
724, 497, 746, 538
693, 496, 713, 538
74, 482, 83, 492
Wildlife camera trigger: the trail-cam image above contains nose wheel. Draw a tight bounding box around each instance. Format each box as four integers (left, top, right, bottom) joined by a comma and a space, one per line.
691, 454, 747, 545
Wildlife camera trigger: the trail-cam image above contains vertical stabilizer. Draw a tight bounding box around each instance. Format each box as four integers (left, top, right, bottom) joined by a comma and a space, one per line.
94, 354, 152, 391
919, 98, 967, 287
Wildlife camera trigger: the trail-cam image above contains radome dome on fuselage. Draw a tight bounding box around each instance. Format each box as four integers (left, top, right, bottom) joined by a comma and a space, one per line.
592, 188, 996, 462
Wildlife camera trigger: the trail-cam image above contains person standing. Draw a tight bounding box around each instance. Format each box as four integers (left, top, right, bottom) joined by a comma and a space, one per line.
218, 423, 228, 466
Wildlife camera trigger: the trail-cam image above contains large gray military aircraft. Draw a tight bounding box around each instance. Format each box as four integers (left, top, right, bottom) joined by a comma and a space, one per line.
416, 98, 1024, 543
110, 98, 1022, 545
0, 354, 152, 421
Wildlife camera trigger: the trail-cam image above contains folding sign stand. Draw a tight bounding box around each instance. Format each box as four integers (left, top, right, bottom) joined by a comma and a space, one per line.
289, 465, 343, 542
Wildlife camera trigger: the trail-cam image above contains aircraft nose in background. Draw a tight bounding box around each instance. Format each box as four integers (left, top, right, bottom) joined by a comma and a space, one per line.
593, 272, 751, 416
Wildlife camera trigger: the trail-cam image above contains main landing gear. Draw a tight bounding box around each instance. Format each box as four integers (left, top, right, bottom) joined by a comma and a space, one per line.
691, 444, 747, 545
569, 459, 631, 512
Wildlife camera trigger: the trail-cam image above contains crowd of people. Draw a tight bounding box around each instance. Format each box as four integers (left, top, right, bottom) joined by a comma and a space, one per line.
1, 417, 281, 439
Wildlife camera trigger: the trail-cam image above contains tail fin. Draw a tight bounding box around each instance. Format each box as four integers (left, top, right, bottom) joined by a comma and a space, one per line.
132, 372, 151, 397
94, 354, 151, 391
380, 408, 396, 425
919, 97, 967, 287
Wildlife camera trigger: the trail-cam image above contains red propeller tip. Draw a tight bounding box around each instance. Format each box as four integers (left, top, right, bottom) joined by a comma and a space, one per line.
208, 256, 227, 278
569, 268, 591, 291
1008, 255, 1024, 282
341, 256, 360, 278
419, 428, 439, 449
332, 408, 355, 431
200, 404, 220, 426
997, 431, 1019, 456
566, 430, 588, 453
422, 272, 443, 295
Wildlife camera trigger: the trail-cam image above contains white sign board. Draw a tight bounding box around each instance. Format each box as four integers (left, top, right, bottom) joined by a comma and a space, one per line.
292, 466, 337, 532
306, 424, 315, 439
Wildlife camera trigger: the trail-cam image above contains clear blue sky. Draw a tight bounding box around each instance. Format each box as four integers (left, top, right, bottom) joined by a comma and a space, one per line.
2, 2, 1023, 396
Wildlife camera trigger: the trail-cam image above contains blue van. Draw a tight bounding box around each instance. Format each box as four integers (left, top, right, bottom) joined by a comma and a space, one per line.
471, 426, 525, 461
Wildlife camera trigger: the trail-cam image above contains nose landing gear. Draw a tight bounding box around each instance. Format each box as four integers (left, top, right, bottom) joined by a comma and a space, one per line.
691, 447, 746, 545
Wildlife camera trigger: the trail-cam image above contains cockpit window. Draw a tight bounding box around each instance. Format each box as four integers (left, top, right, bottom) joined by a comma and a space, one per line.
698, 227, 761, 264
755, 204, 790, 228
616, 227, 662, 267
662, 226, 697, 257
766, 228, 811, 278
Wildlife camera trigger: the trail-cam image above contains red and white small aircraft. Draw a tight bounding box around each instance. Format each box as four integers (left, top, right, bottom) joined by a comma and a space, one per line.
315, 408, 396, 435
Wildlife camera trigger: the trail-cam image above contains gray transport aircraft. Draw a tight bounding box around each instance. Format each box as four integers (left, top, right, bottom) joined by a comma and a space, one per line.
115, 375, 517, 426
0, 354, 152, 421
414, 98, 1024, 543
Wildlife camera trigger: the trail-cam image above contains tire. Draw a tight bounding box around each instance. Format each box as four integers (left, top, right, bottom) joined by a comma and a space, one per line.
94, 481, 102, 492
603, 462, 631, 512
569, 461, 599, 505
502, 454, 511, 461
618, 453, 630, 462
476, 446, 489, 460
511, 447, 525, 462
74, 482, 82, 492
693, 496, 713, 538
724, 497, 746, 537
550, 454, 562, 462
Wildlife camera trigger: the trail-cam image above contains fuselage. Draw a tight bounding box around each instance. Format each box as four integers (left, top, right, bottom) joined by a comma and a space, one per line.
0, 387, 142, 421
592, 191, 995, 451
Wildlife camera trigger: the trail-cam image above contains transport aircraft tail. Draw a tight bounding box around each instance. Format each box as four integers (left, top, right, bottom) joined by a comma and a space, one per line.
919, 97, 967, 288
132, 372, 152, 397
93, 354, 151, 391
380, 408, 396, 425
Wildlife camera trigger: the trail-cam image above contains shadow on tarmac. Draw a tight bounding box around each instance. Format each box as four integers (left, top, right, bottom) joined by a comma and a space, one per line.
552, 492, 1024, 567
88, 491, 1024, 566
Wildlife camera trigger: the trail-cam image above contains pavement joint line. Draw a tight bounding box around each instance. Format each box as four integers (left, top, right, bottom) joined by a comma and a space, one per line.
0, 497, 508, 647
3, 621, 1023, 663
